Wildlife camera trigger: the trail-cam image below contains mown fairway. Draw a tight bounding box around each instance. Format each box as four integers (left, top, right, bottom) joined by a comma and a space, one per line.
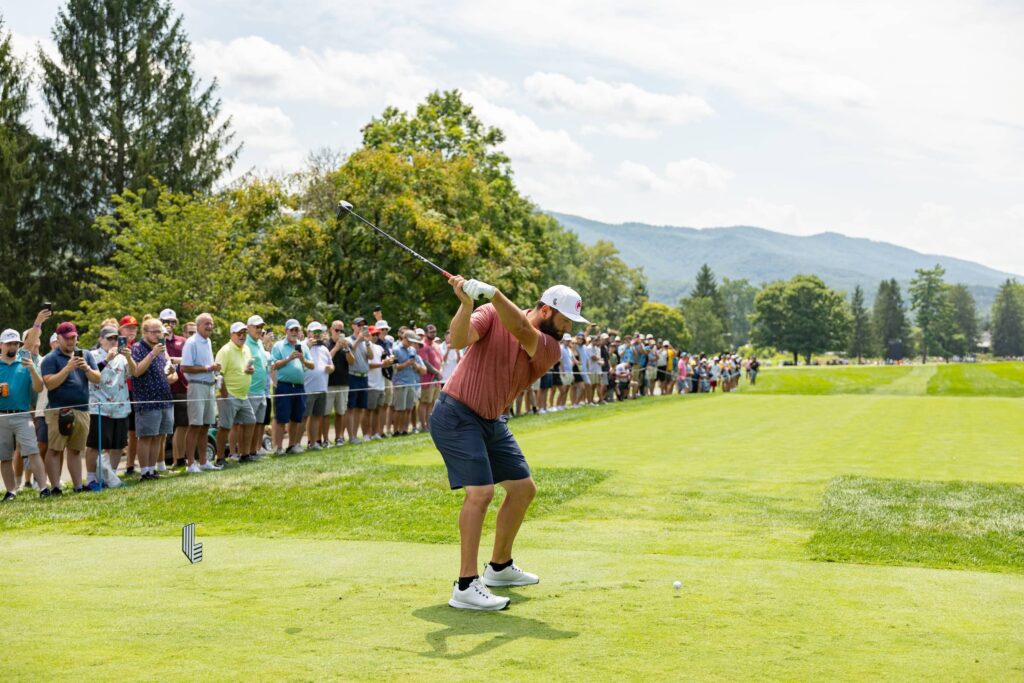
1, 363, 1022, 681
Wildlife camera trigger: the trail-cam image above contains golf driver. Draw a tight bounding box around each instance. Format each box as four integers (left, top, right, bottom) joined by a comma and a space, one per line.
336, 200, 452, 279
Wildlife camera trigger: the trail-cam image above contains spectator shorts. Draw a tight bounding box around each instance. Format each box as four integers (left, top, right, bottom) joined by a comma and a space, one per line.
630, 366, 643, 384
172, 392, 189, 428
656, 368, 671, 383
588, 369, 602, 384
559, 370, 572, 385
327, 386, 348, 416
218, 396, 257, 429
247, 395, 268, 424
136, 407, 173, 438
347, 375, 368, 410
303, 391, 328, 419
383, 378, 394, 406
540, 371, 554, 390
45, 408, 90, 451
420, 382, 440, 404
429, 393, 531, 490
393, 384, 417, 411
274, 382, 307, 424
187, 382, 217, 426
365, 389, 383, 410
34, 415, 47, 444
86, 414, 129, 450
646, 366, 658, 382
0, 413, 39, 460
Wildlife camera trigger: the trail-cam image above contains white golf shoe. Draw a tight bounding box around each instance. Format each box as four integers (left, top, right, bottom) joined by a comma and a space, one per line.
482, 562, 540, 587
448, 578, 510, 611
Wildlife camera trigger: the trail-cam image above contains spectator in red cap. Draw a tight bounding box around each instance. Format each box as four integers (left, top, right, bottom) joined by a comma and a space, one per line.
40, 322, 101, 494
160, 308, 190, 468
119, 315, 140, 475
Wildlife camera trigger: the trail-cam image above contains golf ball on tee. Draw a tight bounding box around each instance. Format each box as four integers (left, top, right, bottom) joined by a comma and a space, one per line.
673, 580, 682, 590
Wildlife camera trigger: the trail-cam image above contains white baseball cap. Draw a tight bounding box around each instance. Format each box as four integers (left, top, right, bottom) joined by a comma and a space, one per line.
159, 308, 177, 321
540, 285, 588, 323
285, 318, 301, 330
230, 322, 246, 334
375, 319, 390, 330
561, 332, 572, 341
0, 329, 21, 344
307, 321, 324, 333
247, 315, 265, 327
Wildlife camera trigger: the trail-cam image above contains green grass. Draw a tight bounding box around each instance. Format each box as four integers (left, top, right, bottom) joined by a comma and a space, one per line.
744, 361, 1024, 396
810, 476, 1024, 572
1, 376, 1023, 680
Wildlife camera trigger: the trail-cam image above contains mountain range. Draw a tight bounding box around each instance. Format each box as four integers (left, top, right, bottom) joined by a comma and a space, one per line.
550, 212, 1022, 311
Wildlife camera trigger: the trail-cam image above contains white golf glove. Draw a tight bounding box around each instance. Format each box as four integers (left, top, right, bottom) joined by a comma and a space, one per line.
462, 278, 496, 300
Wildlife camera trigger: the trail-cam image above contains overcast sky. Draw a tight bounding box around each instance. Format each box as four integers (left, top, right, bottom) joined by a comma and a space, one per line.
6, 0, 1024, 275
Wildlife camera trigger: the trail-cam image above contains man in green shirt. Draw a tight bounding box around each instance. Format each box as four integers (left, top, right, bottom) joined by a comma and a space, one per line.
214, 322, 255, 465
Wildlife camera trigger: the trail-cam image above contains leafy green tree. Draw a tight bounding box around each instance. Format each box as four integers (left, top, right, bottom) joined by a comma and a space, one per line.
37, 0, 239, 302
681, 297, 725, 354
720, 277, 758, 346
0, 16, 40, 322
848, 285, 872, 363
990, 279, 1024, 357
74, 181, 278, 338
872, 278, 912, 359
945, 284, 978, 357
751, 275, 851, 364
910, 265, 952, 362
572, 240, 647, 330
622, 302, 689, 347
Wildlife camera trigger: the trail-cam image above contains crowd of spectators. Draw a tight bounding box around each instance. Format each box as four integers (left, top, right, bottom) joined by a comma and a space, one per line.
0, 305, 752, 502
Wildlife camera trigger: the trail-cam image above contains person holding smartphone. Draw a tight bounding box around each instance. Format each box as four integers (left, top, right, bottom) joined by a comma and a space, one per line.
0, 329, 47, 501
269, 319, 314, 454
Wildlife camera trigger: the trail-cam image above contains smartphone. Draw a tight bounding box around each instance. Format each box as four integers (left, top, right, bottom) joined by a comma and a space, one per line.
41, 302, 53, 312
118, 336, 127, 351
16, 349, 30, 362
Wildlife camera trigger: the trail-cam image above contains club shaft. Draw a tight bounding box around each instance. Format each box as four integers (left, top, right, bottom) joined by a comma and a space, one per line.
341, 206, 452, 279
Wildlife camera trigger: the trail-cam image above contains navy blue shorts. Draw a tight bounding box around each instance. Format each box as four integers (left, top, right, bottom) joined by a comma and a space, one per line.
429, 393, 531, 490
540, 371, 554, 390
274, 382, 307, 424
347, 375, 368, 410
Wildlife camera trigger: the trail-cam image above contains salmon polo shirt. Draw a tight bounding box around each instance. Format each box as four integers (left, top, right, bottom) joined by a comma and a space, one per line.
443, 304, 561, 420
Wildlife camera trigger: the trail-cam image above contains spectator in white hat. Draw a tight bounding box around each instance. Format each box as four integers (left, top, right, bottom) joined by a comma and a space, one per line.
160, 308, 190, 468
0, 328, 47, 500
302, 321, 334, 450
180, 313, 221, 471
214, 322, 257, 465
83, 325, 135, 490
270, 318, 313, 454
244, 315, 272, 459
326, 319, 354, 445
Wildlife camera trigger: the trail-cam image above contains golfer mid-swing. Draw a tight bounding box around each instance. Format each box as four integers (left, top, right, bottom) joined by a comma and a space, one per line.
431, 274, 587, 610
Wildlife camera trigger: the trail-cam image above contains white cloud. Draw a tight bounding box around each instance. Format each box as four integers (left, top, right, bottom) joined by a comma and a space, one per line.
581, 122, 658, 140
524, 72, 713, 124
616, 158, 734, 194
192, 36, 435, 109
617, 161, 673, 193
220, 100, 304, 175
464, 93, 592, 168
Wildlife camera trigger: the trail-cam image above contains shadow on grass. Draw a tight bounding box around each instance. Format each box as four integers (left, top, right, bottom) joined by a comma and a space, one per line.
412, 597, 578, 660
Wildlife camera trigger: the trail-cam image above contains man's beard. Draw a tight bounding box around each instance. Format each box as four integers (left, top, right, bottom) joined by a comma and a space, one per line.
538, 315, 561, 340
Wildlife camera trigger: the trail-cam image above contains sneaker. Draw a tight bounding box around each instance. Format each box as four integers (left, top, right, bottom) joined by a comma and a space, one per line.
2, 491, 15, 502
228, 454, 241, 463
74, 486, 87, 493
334, 438, 345, 447
200, 461, 222, 471
186, 463, 202, 474
349, 437, 363, 445
449, 578, 510, 611
156, 461, 167, 472
140, 472, 153, 481
274, 448, 285, 456
174, 459, 188, 468
249, 453, 264, 462
539, 408, 547, 414
215, 459, 228, 469
150, 470, 161, 479
51, 487, 63, 496
482, 562, 540, 587
39, 488, 51, 498
285, 445, 305, 454
238, 454, 252, 463
86, 481, 102, 492
307, 442, 321, 452
125, 467, 135, 476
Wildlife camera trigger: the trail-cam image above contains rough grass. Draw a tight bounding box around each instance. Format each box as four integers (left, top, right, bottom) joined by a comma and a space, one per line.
809, 476, 1024, 573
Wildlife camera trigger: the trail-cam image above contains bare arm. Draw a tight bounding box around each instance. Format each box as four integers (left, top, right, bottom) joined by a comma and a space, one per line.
447, 275, 481, 349
490, 289, 540, 357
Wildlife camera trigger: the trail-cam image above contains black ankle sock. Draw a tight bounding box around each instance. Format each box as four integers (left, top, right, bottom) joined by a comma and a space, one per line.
457, 575, 478, 591
489, 558, 513, 572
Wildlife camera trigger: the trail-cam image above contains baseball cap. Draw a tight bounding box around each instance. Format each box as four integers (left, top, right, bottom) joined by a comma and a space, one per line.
49, 333, 58, 344
56, 322, 78, 338
415, 327, 425, 336
561, 332, 572, 341
285, 318, 301, 330
0, 329, 21, 344
307, 321, 324, 333
372, 305, 382, 312
368, 325, 379, 334
575, 331, 584, 338
230, 322, 246, 334
119, 315, 138, 328
352, 316, 366, 325
663, 340, 670, 347
539, 285, 588, 324
99, 326, 118, 339
375, 320, 390, 330
404, 330, 422, 343
159, 308, 177, 321
600, 333, 609, 340
247, 315, 265, 327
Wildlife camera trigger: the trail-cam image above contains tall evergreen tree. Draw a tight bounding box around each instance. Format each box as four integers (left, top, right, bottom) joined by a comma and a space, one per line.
0, 16, 44, 321
910, 265, 952, 362
847, 285, 872, 363
872, 278, 911, 359
720, 277, 758, 346
36, 0, 239, 300
945, 283, 978, 357
990, 279, 1024, 357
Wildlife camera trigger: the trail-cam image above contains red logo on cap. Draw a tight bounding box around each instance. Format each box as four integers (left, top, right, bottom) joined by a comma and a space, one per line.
575, 300, 582, 312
